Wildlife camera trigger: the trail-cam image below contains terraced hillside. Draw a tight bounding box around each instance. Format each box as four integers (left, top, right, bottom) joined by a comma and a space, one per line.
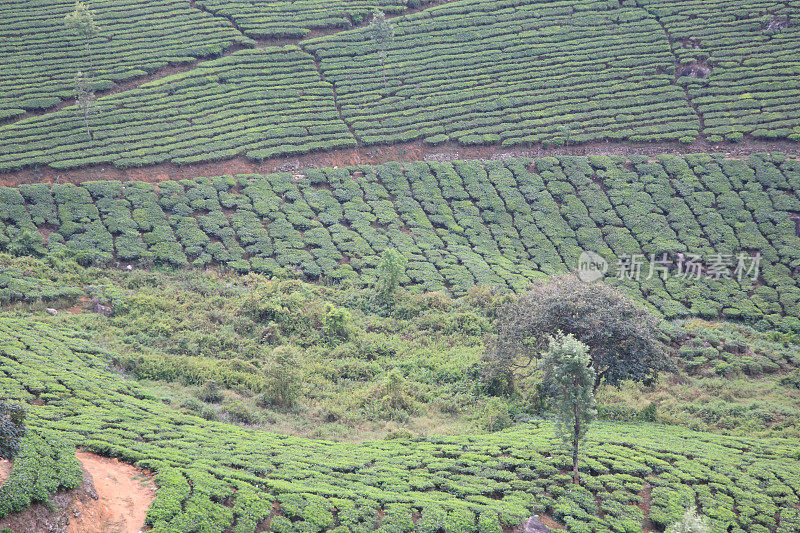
0, 48, 355, 171
1, 0, 799, 174
1, 317, 799, 532
0, 0, 250, 119
2, 154, 799, 329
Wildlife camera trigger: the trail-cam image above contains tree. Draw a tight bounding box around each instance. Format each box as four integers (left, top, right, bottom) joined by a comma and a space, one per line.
0, 401, 27, 459
259, 345, 301, 408
368, 11, 395, 89
543, 332, 596, 485
64, 1, 98, 77
375, 248, 407, 303
667, 507, 710, 533
485, 274, 665, 392
74, 71, 96, 140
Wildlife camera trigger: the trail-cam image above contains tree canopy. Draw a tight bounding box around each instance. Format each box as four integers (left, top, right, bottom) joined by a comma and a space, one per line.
487, 274, 666, 391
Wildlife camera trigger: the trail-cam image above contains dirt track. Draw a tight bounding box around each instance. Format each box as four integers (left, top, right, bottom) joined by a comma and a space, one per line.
69, 451, 156, 533
1, 137, 799, 187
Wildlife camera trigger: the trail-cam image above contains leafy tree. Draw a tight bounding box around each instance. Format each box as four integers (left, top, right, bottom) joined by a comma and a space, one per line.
543, 332, 596, 485
73, 71, 96, 140
64, 1, 98, 77
667, 507, 710, 533
368, 11, 395, 89
485, 274, 665, 392
0, 401, 27, 459
375, 248, 406, 303
259, 345, 301, 408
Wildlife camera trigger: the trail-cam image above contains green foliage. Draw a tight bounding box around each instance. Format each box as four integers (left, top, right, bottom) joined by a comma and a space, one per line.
0, 155, 799, 334
488, 274, 666, 391
543, 333, 597, 483
260, 345, 302, 408
0, 429, 82, 518
0, 401, 27, 459
376, 248, 407, 303
0, 317, 798, 532
481, 397, 513, 432
63, 1, 97, 41
196, 380, 224, 404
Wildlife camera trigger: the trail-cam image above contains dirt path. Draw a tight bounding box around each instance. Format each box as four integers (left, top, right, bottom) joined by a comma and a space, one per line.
1, 137, 798, 187
639, 483, 657, 533
69, 451, 156, 533
0, 458, 11, 485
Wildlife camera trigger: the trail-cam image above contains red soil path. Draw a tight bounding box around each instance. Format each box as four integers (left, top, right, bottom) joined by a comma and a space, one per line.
69, 451, 156, 533
1, 137, 798, 187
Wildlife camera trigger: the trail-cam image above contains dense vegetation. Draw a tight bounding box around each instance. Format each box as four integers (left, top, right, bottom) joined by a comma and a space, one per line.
1, 155, 799, 330
638, 0, 800, 142
1, 0, 799, 530
0, 428, 82, 518
0, 271, 799, 531
306, 0, 700, 147
306, 0, 800, 147
2, 255, 799, 440
195, 0, 430, 39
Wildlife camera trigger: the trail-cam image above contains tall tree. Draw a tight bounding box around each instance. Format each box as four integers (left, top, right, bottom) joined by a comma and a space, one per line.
64, 1, 99, 78
368, 11, 395, 89
543, 332, 596, 485
485, 274, 665, 393
74, 71, 96, 140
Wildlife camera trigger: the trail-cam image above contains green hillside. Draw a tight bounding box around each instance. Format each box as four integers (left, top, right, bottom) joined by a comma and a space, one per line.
0, 47, 355, 170
2, 154, 799, 329
1, 0, 799, 531
1, 316, 799, 532
1, 0, 799, 170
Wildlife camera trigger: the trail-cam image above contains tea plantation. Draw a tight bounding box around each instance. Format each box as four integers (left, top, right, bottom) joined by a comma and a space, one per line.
2, 0, 800, 170
0, 47, 356, 171
0, 0, 249, 119
305, 0, 699, 147
2, 154, 799, 330
1, 0, 800, 531
305, 0, 800, 147
194, 0, 433, 39
1, 317, 799, 532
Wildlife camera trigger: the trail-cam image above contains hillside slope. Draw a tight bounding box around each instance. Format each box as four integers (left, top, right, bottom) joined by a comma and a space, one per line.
0, 317, 798, 532
2, 154, 799, 328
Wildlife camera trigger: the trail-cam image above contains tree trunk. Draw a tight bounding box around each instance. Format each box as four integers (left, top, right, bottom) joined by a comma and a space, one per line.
381, 55, 387, 89
593, 367, 608, 392
573, 398, 581, 485
87, 40, 94, 79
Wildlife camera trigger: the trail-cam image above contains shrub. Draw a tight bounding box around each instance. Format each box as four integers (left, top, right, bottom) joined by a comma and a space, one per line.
196, 380, 224, 404
667, 507, 710, 533
222, 401, 260, 425
259, 345, 301, 408
481, 397, 513, 432
725, 132, 744, 143
0, 401, 27, 459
